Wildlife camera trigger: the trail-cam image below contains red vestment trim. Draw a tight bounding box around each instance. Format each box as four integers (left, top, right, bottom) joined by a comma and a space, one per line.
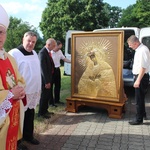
0, 58, 19, 150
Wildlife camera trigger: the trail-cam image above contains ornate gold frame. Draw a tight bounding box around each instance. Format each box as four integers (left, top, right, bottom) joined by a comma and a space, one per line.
71, 31, 124, 102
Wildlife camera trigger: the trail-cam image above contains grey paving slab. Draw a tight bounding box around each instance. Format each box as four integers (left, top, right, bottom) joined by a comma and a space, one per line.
27, 86, 150, 150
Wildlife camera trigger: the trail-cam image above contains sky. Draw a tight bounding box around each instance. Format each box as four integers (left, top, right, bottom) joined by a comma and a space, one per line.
1, 0, 137, 34
103, 0, 136, 9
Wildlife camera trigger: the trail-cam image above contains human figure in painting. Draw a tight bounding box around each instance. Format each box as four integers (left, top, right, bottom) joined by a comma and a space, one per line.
78, 48, 117, 98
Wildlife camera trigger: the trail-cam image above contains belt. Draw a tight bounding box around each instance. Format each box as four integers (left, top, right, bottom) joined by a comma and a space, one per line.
55, 67, 60, 69
134, 73, 149, 77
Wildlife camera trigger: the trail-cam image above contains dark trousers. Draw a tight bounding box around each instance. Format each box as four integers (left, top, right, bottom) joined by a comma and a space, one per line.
134, 73, 149, 122
23, 108, 34, 140
50, 68, 61, 104
38, 87, 50, 115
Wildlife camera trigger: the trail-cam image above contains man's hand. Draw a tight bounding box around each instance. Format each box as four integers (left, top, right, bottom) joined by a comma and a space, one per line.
134, 80, 140, 88
11, 85, 25, 100
45, 83, 51, 89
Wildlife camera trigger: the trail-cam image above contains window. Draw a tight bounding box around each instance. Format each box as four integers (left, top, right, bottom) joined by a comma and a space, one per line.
142, 36, 150, 50
68, 38, 71, 54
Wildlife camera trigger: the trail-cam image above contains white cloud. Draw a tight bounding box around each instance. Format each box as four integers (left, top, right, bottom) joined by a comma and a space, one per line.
1, 1, 47, 28
23, 3, 43, 12
1, 2, 22, 14
1, 2, 44, 15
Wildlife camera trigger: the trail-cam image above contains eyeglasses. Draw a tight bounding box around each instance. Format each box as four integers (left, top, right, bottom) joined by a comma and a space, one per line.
0, 30, 6, 35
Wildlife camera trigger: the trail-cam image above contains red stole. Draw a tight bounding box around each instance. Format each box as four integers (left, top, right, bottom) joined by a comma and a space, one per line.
0, 58, 20, 150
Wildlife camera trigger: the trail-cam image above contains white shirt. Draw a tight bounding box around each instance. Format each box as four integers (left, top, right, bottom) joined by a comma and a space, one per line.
51, 50, 65, 68
9, 49, 41, 111
132, 43, 150, 74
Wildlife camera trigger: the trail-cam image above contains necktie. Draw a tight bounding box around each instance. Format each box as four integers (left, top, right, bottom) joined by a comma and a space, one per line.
49, 51, 52, 57
49, 51, 54, 74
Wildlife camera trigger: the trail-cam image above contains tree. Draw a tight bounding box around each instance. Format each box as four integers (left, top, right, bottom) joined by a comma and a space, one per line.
134, 0, 150, 27
104, 3, 122, 28
4, 17, 44, 52
118, 0, 150, 28
117, 5, 138, 27
40, 0, 109, 47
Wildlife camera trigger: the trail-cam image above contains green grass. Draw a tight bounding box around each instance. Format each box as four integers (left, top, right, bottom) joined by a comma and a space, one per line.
34, 66, 71, 133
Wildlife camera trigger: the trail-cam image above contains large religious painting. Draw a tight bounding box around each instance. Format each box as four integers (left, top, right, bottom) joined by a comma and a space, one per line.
71, 31, 124, 102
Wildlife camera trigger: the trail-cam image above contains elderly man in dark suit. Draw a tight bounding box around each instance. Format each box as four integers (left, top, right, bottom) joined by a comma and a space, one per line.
38, 38, 56, 119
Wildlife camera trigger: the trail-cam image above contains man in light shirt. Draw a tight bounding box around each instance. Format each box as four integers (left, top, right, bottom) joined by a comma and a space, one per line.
50, 40, 71, 105
127, 35, 150, 125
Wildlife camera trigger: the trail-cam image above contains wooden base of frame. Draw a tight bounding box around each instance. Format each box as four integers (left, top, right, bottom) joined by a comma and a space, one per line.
66, 97, 125, 119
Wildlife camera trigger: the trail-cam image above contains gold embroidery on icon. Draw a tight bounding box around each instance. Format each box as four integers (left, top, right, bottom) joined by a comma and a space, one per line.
77, 37, 117, 98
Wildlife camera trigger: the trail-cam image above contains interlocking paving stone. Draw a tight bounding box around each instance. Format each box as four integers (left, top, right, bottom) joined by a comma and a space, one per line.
27, 87, 150, 150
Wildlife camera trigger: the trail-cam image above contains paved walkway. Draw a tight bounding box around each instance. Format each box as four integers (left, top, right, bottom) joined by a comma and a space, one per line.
27, 87, 150, 150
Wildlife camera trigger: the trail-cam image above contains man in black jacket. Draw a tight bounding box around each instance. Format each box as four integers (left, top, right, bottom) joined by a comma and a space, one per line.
38, 38, 56, 119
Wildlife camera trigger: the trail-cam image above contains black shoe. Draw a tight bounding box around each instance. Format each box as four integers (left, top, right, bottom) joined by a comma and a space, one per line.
56, 101, 64, 104
143, 116, 148, 120
25, 138, 40, 145
131, 102, 136, 105
17, 142, 28, 150
38, 113, 51, 119
43, 114, 51, 119
50, 104, 58, 107
46, 111, 54, 115
129, 120, 143, 125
